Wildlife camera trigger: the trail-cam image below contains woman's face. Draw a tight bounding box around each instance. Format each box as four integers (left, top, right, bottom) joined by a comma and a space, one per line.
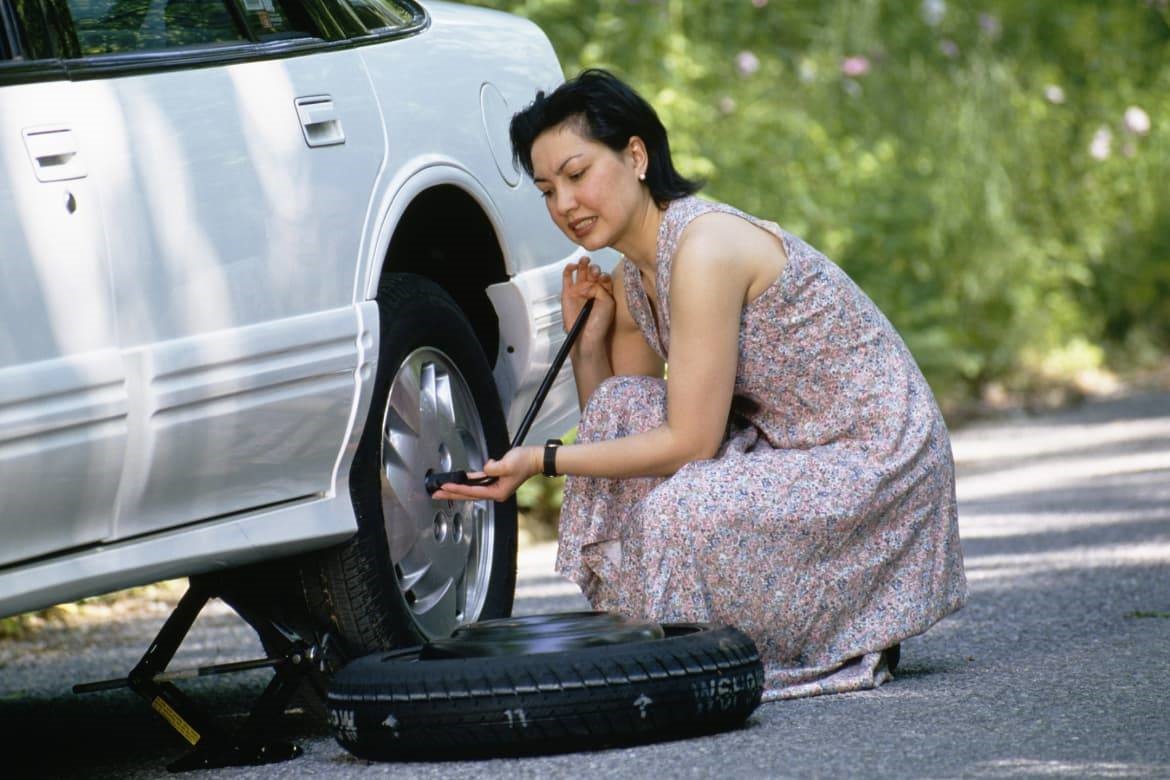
530, 122, 647, 251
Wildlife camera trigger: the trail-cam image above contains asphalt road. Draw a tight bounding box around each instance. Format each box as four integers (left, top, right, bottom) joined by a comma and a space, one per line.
2, 390, 1168, 778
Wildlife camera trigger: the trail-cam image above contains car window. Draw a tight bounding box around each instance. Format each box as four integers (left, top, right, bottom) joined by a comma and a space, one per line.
235, 0, 317, 41
64, 0, 315, 55
343, 0, 414, 33
5, 0, 67, 60
1, 2, 13, 58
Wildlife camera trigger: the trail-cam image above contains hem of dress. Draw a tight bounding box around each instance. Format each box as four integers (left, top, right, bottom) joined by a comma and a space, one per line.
761, 650, 894, 702
554, 537, 619, 608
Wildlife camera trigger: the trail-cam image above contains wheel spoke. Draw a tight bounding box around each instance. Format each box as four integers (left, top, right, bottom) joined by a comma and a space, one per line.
382, 416, 424, 514
396, 558, 430, 593
383, 406, 419, 473
417, 360, 441, 464
412, 577, 457, 631
387, 360, 421, 438
379, 486, 417, 563
454, 567, 467, 622
432, 369, 460, 447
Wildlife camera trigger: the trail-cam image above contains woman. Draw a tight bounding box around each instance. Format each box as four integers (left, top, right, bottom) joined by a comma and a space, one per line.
433, 69, 967, 701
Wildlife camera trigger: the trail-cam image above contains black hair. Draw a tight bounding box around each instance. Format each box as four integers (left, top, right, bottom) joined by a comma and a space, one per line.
509, 68, 703, 206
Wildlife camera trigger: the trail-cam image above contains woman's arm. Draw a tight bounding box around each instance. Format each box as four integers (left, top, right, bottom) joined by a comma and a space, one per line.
566, 257, 665, 410
431, 220, 752, 501
557, 226, 745, 477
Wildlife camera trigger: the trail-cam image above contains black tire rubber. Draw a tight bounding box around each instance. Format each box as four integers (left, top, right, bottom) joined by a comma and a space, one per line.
304, 273, 517, 657
326, 618, 764, 760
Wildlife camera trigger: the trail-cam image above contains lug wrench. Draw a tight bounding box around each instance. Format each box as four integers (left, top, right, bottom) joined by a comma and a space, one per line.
425, 297, 593, 495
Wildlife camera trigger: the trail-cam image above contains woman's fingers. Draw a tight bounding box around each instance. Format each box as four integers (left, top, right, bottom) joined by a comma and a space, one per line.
565, 257, 605, 287
563, 261, 578, 286
564, 260, 607, 304
432, 485, 496, 502
565, 257, 588, 280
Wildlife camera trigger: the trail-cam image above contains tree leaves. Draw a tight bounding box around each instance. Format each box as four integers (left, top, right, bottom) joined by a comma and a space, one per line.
469, 0, 1170, 406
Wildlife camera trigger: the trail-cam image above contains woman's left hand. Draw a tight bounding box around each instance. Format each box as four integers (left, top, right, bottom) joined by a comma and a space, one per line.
430, 446, 543, 503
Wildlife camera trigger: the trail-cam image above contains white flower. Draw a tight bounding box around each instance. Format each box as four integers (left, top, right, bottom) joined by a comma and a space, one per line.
735, 51, 760, 77
1044, 85, 1065, 105
718, 96, 737, 115
1089, 126, 1112, 161
921, 0, 946, 27
1124, 106, 1151, 136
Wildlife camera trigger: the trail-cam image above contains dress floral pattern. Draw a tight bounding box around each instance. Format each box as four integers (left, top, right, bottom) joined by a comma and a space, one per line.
556, 196, 968, 701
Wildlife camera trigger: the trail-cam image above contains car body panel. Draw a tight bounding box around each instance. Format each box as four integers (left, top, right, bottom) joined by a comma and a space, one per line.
71, 50, 382, 538
114, 306, 360, 540
0, 298, 379, 617
0, 80, 129, 566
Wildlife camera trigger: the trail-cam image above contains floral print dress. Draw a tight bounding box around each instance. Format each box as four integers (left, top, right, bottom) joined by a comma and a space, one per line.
556, 196, 968, 701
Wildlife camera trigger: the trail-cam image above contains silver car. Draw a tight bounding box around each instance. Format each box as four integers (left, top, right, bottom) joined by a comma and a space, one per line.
0, 0, 588, 656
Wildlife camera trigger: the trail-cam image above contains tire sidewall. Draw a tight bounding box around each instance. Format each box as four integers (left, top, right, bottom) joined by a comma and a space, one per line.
349, 273, 517, 647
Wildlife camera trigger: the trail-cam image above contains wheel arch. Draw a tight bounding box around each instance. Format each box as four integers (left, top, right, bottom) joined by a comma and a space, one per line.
361, 166, 513, 368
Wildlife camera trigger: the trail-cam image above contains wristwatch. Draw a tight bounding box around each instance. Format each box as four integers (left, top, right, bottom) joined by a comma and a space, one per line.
543, 438, 562, 478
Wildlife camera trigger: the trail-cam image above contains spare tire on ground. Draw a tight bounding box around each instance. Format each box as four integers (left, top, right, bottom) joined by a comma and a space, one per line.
326, 612, 764, 760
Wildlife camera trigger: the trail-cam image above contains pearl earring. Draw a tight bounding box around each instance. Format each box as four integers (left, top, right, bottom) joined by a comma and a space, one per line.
638, 172, 646, 181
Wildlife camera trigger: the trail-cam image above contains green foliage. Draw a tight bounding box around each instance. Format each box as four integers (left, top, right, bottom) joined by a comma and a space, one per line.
468, 0, 1170, 405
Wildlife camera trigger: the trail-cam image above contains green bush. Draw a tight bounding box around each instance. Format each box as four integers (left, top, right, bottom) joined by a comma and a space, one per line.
468, 0, 1170, 405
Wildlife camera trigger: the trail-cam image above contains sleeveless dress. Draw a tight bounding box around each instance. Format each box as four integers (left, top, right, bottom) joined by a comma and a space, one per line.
556, 196, 968, 701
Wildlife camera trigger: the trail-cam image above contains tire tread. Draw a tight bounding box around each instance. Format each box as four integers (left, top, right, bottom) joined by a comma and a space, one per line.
327, 624, 764, 760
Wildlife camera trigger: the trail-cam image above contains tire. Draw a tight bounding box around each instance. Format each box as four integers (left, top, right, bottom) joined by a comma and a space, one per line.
305, 273, 517, 657
326, 613, 765, 760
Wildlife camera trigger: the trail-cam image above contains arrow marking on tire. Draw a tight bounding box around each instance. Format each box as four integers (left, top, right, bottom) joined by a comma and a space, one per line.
634, 694, 653, 719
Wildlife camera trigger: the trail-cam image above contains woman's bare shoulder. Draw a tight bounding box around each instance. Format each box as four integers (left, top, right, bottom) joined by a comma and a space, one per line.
673, 211, 787, 300
673, 213, 733, 261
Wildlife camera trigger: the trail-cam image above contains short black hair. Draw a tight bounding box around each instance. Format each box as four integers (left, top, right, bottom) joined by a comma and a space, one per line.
509, 69, 703, 206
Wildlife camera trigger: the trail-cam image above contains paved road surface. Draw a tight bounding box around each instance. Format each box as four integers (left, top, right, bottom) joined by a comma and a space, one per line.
2, 390, 1168, 778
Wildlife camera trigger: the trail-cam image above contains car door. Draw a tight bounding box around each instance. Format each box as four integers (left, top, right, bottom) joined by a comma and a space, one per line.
56, 0, 391, 538
0, 6, 127, 566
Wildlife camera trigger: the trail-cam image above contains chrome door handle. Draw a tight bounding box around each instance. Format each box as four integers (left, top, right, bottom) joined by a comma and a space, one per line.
22, 126, 87, 182
294, 96, 346, 148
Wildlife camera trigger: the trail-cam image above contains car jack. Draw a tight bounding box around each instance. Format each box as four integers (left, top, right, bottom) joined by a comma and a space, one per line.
72, 576, 327, 772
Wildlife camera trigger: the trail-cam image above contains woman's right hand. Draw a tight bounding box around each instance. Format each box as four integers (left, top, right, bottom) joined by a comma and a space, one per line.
562, 256, 615, 351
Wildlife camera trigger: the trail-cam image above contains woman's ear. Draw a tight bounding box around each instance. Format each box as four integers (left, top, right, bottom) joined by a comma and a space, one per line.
626, 136, 649, 179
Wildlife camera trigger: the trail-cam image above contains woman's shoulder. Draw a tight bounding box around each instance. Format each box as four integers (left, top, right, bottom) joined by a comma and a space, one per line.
664, 194, 737, 231
668, 196, 787, 242
670, 198, 788, 267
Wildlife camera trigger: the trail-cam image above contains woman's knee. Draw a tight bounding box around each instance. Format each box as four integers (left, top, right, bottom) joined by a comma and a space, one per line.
578, 375, 667, 441
636, 465, 718, 541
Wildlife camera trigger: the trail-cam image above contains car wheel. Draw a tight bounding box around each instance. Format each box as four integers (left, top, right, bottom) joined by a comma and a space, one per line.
306, 273, 517, 656
326, 613, 765, 760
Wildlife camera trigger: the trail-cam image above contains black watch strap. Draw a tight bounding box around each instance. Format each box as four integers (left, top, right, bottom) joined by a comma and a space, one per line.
543, 438, 562, 477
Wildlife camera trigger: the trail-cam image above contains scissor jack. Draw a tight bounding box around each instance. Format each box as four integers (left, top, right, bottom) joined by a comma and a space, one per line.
72, 575, 328, 772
